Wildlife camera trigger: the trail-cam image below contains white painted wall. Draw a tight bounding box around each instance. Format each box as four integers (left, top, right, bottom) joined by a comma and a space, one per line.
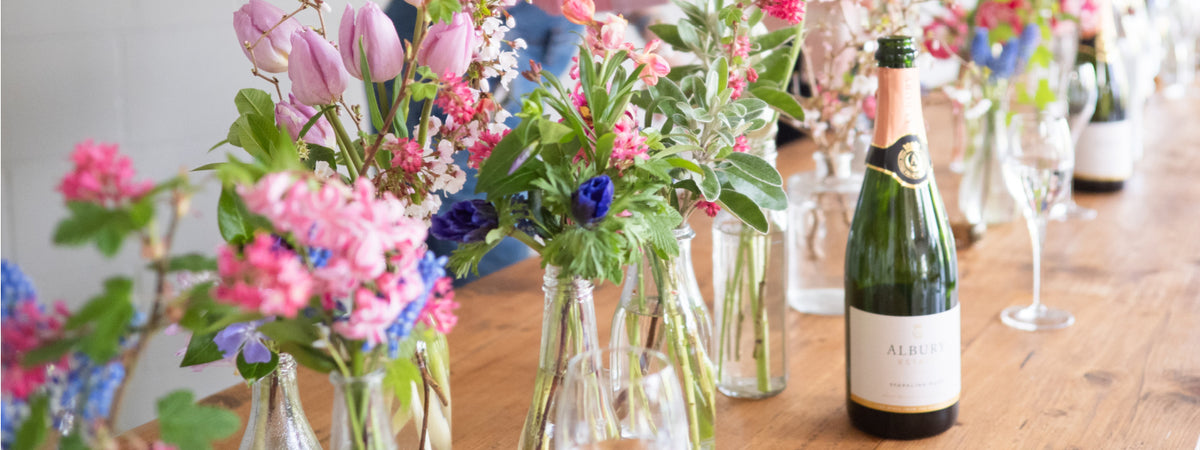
1, 0, 370, 431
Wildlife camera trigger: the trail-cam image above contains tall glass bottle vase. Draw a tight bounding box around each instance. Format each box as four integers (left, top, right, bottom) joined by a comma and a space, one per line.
331, 370, 398, 450
611, 226, 717, 449
240, 354, 321, 450
959, 85, 1018, 229
518, 266, 601, 450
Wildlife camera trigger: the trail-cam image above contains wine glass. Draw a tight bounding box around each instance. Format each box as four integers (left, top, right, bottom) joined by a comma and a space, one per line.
553, 347, 689, 450
999, 111, 1076, 331
1050, 61, 1099, 221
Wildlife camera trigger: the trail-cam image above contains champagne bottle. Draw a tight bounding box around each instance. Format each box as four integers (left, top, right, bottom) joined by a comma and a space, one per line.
844, 36, 960, 440
1073, 0, 1133, 192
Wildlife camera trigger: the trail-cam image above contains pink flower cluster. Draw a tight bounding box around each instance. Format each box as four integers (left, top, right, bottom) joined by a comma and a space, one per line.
215, 234, 314, 318
726, 35, 751, 59
728, 73, 748, 100
733, 135, 750, 154
923, 3, 968, 60
758, 0, 807, 25
419, 277, 459, 334
974, 0, 1025, 31
387, 136, 425, 174
696, 200, 722, 218
611, 113, 649, 164
580, 16, 670, 86
218, 174, 429, 344
58, 140, 153, 207
432, 72, 509, 170
2, 300, 69, 400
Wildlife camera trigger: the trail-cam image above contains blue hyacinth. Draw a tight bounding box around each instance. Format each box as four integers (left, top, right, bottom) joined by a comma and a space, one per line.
2, 260, 37, 319
970, 25, 1042, 81
55, 354, 126, 425
381, 251, 447, 358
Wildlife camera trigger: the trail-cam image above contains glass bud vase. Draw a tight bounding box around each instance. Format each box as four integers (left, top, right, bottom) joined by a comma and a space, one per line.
713, 208, 788, 398
518, 266, 600, 450
331, 370, 398, 450
385, 329, 452, 450
785, 151, 862, 315
611, 226, 717, 449
958, 89, 1018, 228
240, 354, 321, 450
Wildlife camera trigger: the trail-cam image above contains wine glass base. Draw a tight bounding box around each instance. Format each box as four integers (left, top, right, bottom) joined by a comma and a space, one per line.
1050, 202, 1097, 222
1000, 305, 1075, 331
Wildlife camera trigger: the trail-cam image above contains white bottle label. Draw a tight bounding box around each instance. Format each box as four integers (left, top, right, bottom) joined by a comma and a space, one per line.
849, 305, 961, 413
1074, 121, 1134, 182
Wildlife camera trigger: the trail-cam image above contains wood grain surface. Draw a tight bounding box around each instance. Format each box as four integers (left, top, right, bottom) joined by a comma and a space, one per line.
129, 93, 1200, 449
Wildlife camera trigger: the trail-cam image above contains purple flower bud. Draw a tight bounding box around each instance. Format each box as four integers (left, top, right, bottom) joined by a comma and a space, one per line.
431, 199, 499, 243
232, 0, 304, 73
418, 12, 476, 78
571, 175, 614, 225
288, 29, 350, 106
969, 27, 993, 69
275, 93, 336, 147
339, 3, 405, 82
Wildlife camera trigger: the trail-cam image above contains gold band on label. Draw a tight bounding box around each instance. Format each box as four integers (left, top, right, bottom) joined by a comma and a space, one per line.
850, 393, 959, 414
1073, 173, 1128, 183
866, 164, 928, 189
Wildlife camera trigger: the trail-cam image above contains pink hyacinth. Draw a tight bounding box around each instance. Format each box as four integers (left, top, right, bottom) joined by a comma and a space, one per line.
58, 140, 153, 207
388, 136, 425, 174
215, 234, 314, 318
420, 277, 459, 334
611, 114, 649, 163
733, 135, 750, 153
758, 0, 806, 25
333, 287, 404, 344
696, 200, 721, 218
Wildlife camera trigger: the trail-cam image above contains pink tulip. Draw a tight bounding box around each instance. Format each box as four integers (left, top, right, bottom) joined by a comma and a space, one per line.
562, 0, 595, 25
276, 94, 336, 148
233, 0, 304, 73
418, 13, 476, 78
288, 29, 351, 106
339, 3, 405, 82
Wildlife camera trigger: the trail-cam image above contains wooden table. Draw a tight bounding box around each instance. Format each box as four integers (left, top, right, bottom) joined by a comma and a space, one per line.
132, 94, 1200, 448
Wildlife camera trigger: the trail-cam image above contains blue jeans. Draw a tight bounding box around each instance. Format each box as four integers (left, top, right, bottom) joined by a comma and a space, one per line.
386, 3, 583, 283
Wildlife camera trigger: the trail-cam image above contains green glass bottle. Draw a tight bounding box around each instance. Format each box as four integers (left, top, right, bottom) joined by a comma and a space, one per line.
844, 36, 960, 440
1073, 0, 1133, 192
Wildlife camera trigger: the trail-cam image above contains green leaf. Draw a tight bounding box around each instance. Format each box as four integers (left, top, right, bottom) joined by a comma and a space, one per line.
649, 24, 686, 49
53, 202, 144, 257
233, 89, 274, 118
752, 26, 799, 54
720, 166, 788, 210
13, 394, 49, 450
676, 21, 700, 50
698, 165, 721, 201
163, 253, 218, 273
217, 186, 268, 243
410, 82, 438, 101
750, 86, 805, 121
68, 277, 136, 362
23, 337, 79, 367
426, 0, 463, 24
724, 152, 783, 185
537, 119, 573, 145
157, 390, 240, 450
476, 119, 532, 193
719, 189, 769, 233
383, 354, 422, 412
180, 331, 225, 367
258, 317, 319, 345
279, 342, 336, 373
236, 350, 279, 381
193, 162, 225, 172
59, 433, 88, 450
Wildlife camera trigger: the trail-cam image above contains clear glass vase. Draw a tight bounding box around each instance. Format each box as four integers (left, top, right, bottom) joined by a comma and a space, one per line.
331, 370, 398, 450
611, 226, 717, 449
240, 354, 321, 450
785, 151, 862, 315
959, 89, 1018, 228
384, 328, 452, 450
518, 266, 601, 450
712, 208, 788, 399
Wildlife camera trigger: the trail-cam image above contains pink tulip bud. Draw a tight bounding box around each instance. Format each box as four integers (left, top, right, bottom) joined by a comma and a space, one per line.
288, 29, 351, 106
233, 0, 305, 73
339, 3, 405, 82
276, 94, 336, 148
418, 13, 476, 79
562, 0, 595, 25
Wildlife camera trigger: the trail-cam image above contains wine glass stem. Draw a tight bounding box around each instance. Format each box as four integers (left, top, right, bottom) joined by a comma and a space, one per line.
1027, 215, 1048, 310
